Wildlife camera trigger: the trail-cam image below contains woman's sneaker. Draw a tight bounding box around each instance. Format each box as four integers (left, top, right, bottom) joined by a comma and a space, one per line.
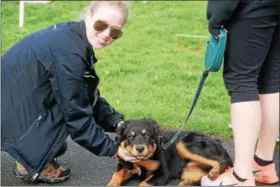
253, 161, 279, 185
14, 159, 71, 183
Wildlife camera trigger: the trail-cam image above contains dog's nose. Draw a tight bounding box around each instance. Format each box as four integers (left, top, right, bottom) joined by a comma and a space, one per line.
136, 145, 145, 153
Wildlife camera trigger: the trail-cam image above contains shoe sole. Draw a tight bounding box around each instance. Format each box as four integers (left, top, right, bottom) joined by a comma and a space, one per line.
36, 173, 71, 183
255, 175, 279, 186
256, 181, 279, 186
14, 168, 71, 183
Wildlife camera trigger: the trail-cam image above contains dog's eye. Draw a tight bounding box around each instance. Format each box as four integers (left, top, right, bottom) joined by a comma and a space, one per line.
129, 131, 135, 136
141, 129, 147, 134
128, 131, 135, 139
141, 129, 149, 138
128, 132, 135, 139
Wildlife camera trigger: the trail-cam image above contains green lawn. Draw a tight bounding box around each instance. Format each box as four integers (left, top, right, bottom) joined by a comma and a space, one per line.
1, 1, 233, 140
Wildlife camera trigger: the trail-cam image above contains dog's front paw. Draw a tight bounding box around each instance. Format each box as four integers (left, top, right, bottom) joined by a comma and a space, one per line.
178, 179, 191, 186
139, 181, 152, 186
107, 170, 125, 186
107, 181, 121, 186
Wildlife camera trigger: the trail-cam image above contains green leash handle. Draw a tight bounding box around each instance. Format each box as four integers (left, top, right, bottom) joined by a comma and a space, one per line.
205, 29, 227, 72
162, 29, 227, 150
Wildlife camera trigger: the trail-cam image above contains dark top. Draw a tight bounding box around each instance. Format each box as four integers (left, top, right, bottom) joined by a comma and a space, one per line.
207, 0, 279, 36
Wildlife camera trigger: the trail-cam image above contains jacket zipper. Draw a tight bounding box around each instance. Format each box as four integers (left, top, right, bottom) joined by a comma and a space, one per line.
32, 173, 39, 181
36, 115, 42, 128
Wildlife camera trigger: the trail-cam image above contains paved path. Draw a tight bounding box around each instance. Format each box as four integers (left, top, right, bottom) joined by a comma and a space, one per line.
1, 134, 279, 186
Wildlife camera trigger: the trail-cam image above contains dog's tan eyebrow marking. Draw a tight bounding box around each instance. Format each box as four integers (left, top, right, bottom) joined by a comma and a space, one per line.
141, 129, 147, 134
130, 131, 135, 136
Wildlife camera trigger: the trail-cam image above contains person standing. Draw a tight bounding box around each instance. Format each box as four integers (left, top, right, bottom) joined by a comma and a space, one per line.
202, 0, 279, 186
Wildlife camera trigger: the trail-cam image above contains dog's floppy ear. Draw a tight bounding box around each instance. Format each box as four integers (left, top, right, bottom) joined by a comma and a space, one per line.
146, 119, 162, 146
153, 124, 163, 146
115, 121, 127, 145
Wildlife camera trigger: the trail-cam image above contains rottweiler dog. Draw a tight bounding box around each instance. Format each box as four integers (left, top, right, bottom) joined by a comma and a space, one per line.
107, 119, 233, 186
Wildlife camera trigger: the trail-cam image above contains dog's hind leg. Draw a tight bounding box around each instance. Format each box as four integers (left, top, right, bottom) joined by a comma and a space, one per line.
178, 164, 207, 186
176, 141, 221, 180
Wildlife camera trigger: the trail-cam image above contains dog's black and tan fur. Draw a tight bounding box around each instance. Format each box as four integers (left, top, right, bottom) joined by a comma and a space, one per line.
107, 119, 233, 186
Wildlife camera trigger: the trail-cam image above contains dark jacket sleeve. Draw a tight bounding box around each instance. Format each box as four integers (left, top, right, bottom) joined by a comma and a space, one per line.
206, 0, 240, 36
93, 95, 124, 133
49, 54, 117, 157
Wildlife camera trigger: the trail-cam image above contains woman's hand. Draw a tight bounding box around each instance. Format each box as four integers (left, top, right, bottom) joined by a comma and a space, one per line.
116, 147, 139, 163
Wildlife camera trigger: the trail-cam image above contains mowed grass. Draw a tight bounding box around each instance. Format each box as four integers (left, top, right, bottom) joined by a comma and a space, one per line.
1, 1, 233, 140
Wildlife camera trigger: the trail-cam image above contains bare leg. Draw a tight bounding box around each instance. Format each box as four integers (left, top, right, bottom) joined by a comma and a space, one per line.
255, 93, 279, 160
231, 101, 262, 178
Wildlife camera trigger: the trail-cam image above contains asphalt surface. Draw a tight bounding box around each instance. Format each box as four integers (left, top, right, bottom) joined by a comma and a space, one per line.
1, 134, 279, 186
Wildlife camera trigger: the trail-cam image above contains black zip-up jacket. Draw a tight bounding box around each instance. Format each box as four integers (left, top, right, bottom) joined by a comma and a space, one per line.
207, 0, 279, 36
1, 21, 123, 178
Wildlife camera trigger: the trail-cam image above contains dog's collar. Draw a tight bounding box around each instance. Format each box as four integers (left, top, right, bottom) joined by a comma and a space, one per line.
114, 154, 123, 161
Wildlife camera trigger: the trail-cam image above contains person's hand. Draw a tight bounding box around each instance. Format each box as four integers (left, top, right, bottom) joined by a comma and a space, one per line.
114, 120, 125, 129
116, 146, 139, 163
208, 24, 227, 39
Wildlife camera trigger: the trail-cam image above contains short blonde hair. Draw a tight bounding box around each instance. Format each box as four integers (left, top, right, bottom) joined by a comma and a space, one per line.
83, 1, 130, 21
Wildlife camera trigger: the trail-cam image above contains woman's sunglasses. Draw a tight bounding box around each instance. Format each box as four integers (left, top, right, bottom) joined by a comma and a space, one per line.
93, 20, 123, 40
